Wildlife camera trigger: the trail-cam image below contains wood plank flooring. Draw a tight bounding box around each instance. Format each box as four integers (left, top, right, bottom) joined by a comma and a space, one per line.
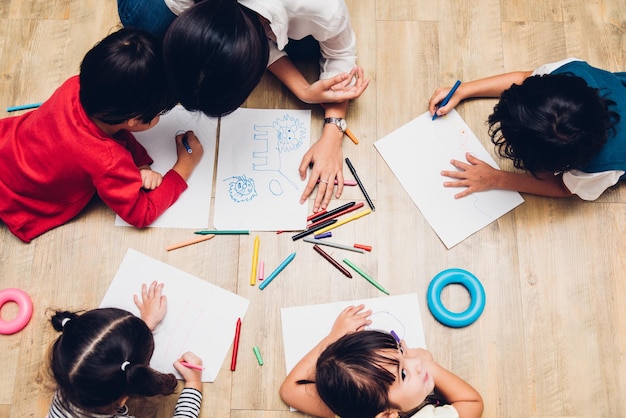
0, 1, 625, 417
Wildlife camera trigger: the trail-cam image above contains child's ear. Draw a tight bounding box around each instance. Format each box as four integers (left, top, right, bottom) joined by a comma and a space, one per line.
126, 117, 140, 128
375, 410, 400, 418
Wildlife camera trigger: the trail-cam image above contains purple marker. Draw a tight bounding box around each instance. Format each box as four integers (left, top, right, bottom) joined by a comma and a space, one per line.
390, 330, 401, 343
314, 232, 332, 239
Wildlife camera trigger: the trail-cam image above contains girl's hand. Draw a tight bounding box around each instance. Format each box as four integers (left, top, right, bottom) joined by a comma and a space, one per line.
328, 304, 372, 341
428, 85, 463, 118
134, 281, 167, 331
298, 125, 345, 212
138, 166, 163, 190
441, 153, 501, 198
300, 67, 370, 104
173, 351, 203, 391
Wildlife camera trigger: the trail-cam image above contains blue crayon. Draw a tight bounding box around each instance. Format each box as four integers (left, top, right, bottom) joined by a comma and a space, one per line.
259, 252, 296, 290
6, 102, 42, 112
314, 232, 332, 239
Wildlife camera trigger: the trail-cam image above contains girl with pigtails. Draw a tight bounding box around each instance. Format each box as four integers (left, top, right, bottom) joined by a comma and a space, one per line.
46, 281, 203, 418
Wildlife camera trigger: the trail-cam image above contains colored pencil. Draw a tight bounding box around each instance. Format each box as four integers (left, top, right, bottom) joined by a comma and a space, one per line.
259, 252, 296, 290
309, 201, 355, 223
432, 80, 461, 120
345, 158, 375, 211
291, 219, 337, 241
314, 232, 332, 239
257, 261, 265, 281
354, 243, 372, 252
253, 346, 264, 366
343, 258, 390, 295
180, 361, 205, 371
166, 234, 215, 251
230, 318, 242, 371
194, 230, 250, 235
314, 208, 372, 235
250, 236, 260, 286
309, 202, 364, 225
302, 237, 365, 253
313, 245, 352, 278
390, 330, 401, 343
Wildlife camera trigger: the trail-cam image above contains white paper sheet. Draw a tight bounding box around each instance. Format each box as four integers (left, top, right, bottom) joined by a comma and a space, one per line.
281, 294, 426, 381
214, 108, 310, 231
115, 105, 217, 228
374, 110, 524, 248
100, 249, 249, 382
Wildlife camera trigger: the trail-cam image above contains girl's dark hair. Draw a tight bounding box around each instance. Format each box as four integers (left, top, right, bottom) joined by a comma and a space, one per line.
162, 0, 269, 117
299, 331, 400, 418
488, 74, 620, 174
49, 308, 177, 412
79, 28, 177, 125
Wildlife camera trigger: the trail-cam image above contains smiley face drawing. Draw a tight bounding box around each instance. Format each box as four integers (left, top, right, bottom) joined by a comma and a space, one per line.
225, 174, 257, 203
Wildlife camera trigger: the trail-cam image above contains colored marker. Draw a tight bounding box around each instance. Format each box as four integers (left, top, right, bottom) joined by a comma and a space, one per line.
303, 237, 365, 253
344, 128, 360, 145
194, 230, 250, 235
230, 318, 242, 371
257, 261, 265, 281
343, 258, 390, 295
180, 361, 205, 371
166, 234, 215, 251
250, 236, 260, 286
291, 219, 337, 241
345, 158, 375, 211
309, 201, 355, 223
182, 135, 192, 153
277, 211, 328, 234
259, 252, 296, 290
313, 245, 352, 278
354, 243, 372, 252
432, 80, 461, 120
390, 330, 401, 343
314, 209, 372, 235
310, 202, 365, 227
253, 346, 264, 366
314, 232, 332, 239
6, 102, 42, 112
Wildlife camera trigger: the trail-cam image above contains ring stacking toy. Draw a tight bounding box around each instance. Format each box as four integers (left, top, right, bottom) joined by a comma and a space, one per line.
427, 268, 485, 328
0, 288, 33, 335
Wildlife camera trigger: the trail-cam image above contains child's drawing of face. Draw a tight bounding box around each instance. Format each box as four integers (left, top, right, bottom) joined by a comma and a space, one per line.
228, 175, 257, 202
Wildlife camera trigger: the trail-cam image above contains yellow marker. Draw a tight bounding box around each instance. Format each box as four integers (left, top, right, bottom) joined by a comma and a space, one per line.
250, 236, 260, 285
315, 209, 372, 234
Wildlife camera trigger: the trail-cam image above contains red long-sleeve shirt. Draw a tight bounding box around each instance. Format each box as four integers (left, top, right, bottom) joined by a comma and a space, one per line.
0, 76, 187, 242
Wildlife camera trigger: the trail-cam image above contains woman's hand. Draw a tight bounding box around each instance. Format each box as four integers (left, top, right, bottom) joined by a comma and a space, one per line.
300, 67, 369, 104
134, 280, 167, 331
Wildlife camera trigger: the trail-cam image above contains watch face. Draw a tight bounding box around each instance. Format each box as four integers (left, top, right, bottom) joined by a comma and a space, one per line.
338, 119, 347, 131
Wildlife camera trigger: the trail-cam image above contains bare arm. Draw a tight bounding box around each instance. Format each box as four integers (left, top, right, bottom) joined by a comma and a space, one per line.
429, 71, 533, 117
442, 153, 573, 198
429, 360, 483, 418
279, 305, 372, 417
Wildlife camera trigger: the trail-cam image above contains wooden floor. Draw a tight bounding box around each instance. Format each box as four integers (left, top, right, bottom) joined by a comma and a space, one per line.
1, 1, 625, 417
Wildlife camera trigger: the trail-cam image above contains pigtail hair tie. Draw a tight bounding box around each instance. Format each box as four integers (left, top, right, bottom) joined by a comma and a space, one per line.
121, 361, 130, 372
61, 318, 71, 328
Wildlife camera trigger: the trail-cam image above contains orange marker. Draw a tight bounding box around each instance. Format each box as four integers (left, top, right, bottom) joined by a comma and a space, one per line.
354, 243, 372, 252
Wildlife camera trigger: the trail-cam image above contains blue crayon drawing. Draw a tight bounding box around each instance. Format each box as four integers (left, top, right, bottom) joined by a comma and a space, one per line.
225, 174, 257, 202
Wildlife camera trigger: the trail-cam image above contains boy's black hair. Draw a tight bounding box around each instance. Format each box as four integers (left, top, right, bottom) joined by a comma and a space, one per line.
488, 73, 620, 174
79, 28, 177, 125
162, 0, 269, 117
49, 308, 177, 412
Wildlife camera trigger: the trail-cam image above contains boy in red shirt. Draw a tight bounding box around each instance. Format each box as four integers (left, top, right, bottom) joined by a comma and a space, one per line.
0, 28, 203, 242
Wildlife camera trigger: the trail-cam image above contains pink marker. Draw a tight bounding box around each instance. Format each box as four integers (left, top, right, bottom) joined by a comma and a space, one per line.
180, 361, 205, 371
257, 261, 265, 281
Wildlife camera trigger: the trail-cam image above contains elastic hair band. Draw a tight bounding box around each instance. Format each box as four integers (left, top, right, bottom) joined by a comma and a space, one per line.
61, 318, 71, 327
121, 361, 130, 371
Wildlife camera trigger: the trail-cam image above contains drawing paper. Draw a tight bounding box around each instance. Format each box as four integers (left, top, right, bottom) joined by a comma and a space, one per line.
115, 105, 217, 228
281, 294, 426, 381
374, 110, 524, 248
214, 108, 310, 231
100, 249, 249, 382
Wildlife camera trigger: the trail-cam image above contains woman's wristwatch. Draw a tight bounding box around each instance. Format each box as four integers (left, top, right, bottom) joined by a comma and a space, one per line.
324, 117, 347, 133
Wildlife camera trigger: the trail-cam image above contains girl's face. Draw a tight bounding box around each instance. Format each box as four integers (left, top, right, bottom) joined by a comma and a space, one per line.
383, 342, 435, 413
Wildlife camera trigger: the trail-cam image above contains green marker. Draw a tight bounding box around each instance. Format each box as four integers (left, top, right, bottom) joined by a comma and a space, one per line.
342, 258, 390, 295
253, 346, 264, 366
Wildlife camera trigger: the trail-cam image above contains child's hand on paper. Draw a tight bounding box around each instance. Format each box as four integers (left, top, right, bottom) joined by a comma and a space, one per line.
134, 280, 167, 331
174, 351, 203, 391
429, 85, 463, 118
441, 153, 501, 198
138, 166, 163, 190
328, 304, 372, 341
173, 130, 204, 181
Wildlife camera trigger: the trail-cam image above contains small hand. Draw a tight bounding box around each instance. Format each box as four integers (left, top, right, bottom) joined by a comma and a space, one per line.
173, 351, 203, 391
428, 85, 462, 118
173, 131, 204, 181
139, 167, 163, 190
298, 127, 345, 212
328, 304, 372, 341
301, 67, 370, 104
134, 281, 167, 331
441, 153, 500, 198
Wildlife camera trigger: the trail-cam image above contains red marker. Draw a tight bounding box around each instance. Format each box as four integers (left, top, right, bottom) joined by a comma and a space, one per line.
230, 318, 242, 371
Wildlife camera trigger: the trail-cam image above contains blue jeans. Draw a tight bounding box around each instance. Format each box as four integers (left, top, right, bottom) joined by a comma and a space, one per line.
117, 0, 176, 39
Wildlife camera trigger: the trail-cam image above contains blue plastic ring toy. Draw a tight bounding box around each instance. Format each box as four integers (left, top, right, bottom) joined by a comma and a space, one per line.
427, 268, 485, 328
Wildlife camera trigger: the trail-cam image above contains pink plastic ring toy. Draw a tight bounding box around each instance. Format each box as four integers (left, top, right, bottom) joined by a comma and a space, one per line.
0, 288, 33, 335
